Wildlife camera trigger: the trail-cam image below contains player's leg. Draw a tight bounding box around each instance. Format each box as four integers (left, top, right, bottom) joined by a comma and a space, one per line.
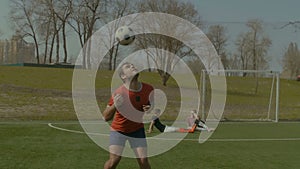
104, 145, 123, 169
176, 126, 195, 133
104, 131, 126, 169
163, 126, 179, 132
133, 147, 151, 169
188, 123, 197, 133
195, 119, 214, 132
128, 128, 151, 169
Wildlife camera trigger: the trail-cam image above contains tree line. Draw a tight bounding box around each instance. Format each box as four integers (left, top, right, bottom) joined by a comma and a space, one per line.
9, 0, 299, 84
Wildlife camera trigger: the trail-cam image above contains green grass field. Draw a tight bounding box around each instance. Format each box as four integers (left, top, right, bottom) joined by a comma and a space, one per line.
1, 121, 300, 169
1, 66, 300, 169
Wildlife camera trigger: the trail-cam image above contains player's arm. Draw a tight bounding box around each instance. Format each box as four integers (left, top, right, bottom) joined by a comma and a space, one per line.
143, 104, 152, 113
147, 120, 155, 133
102, 105, 116, 121
102, 94, 123, 121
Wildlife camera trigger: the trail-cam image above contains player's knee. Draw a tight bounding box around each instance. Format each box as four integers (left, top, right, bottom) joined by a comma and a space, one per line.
105, 157, 121, 169
112, 156, 122, 164
138, 158, 151, 168
140, 157, 148, 163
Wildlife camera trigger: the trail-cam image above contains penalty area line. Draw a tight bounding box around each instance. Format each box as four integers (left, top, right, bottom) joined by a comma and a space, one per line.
47, 123, 300, 142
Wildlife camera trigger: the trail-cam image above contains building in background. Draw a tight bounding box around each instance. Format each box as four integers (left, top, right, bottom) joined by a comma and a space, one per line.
0, 34, 35, 64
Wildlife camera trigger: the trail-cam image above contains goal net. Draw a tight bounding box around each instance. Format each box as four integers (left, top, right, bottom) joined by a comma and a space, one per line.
200, 70, 279, 122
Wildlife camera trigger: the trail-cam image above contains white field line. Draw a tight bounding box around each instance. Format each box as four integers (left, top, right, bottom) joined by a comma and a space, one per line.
47, 123, 300, 142
47, 123, 109, 136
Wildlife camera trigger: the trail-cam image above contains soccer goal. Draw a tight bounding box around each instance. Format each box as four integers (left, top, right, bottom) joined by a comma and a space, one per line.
200, 70, 280, 122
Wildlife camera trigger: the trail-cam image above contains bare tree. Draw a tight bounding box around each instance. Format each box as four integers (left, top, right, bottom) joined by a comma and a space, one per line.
36, 7, 52, 64
34, 1, 57, 64
40, 0, 63, 64
234, 19, 271, 72
227, 53, 240, 70
52, 0, 73, 63
186, 56, 204, 75
234, 32, 252, 72
101, 0, 134, 70
246, 19, 271, 71
206, 25, 228, 69
135, 0, 202, 86
282, 42, 300, 79
10, 0, 40, 63
234, 19, 272, 93
68, 0, 103, 69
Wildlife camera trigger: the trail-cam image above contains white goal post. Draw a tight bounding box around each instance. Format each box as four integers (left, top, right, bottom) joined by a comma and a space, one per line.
200, 69, 280, 122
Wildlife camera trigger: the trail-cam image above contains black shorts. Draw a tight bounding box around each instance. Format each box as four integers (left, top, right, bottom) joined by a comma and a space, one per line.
110, 128, 147, 148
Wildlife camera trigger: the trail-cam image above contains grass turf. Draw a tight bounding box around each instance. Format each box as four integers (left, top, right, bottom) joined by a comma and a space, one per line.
1, 66, 300, 121
1, 122, 300, 169
1, 66, 300, 168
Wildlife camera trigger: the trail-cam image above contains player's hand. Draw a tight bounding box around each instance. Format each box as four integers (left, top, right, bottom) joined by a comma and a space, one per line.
113, 94, 124, 107
142, 105, 151, 113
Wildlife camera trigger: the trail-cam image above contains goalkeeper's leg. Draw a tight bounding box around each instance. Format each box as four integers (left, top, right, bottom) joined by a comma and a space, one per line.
177, 124, 197, 133
164, 126, 179, 132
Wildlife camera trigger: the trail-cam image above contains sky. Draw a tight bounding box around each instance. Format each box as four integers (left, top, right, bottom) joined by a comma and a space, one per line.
0, 0, 11, 38
0, 0, 299, 71
194, 0, 300, 71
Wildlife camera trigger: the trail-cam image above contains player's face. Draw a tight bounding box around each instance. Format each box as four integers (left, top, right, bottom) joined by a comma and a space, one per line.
121, 63, 139, 80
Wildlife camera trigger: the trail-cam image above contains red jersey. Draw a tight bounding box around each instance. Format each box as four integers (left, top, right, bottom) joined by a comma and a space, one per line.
108, 82, 154, 133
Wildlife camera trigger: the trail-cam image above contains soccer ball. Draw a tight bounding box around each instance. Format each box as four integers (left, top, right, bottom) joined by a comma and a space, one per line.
115, 26, 135, 45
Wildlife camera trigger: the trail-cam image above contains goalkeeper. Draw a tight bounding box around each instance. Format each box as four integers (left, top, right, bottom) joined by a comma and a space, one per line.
147, 109, 209, 133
